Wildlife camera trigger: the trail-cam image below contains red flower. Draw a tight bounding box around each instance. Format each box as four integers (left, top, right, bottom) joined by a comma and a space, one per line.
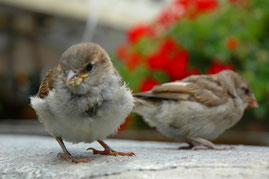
147, 51, 168, 70
116, 43, 129, 60
147, 38, 180, 70
157, 3, 185, 27
188, 67, 200, 76
196, 0, 218, 12
156, 0, 218, 27
115, 44, 142, 71
146, 38, 189, 80
174, 0, 189, 7
125, 52, 142, 71
127, 24, 154, 43
139, 77, 159, 92
119, 117, 131, 131
160, 38, 181, 53
226, 37, 238, 51
166, 50, 189, 80
157, 11, 171, 27
207, 61, 236, 74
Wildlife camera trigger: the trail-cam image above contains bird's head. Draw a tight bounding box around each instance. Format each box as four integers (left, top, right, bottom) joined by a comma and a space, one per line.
60, 42, 113, 94
218, 70, 258, 109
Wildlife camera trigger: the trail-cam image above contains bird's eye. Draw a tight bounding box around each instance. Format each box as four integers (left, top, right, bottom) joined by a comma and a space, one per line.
242, 87, 249, 95
86, 63, 93, 72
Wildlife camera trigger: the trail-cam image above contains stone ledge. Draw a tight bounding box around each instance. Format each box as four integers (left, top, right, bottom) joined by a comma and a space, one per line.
0, 135, 269, 178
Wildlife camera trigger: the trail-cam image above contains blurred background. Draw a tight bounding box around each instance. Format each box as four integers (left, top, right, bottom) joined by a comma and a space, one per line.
0, 0, 268, 145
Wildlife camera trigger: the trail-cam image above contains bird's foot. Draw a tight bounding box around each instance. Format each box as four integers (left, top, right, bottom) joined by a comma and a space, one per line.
57, 153, 91, 163
87, 147, 135, 156
178, 142, 195, 150
178, 146, 194, 150
187, 137, 234, 150
189, 145, 234, 150
207, 145, 235, 150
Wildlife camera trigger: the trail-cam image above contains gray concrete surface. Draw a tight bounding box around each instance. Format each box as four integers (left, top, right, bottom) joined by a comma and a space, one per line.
0, 135, 269, 179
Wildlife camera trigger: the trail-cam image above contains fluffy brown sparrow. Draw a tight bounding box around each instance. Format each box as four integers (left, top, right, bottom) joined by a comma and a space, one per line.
30, 42, 134, 163
133, 70, 258, 150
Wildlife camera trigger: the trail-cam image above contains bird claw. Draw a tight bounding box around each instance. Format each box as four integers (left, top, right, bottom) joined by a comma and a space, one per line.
191, 145, 235, 150
179, 142, 235, 150
57, 153, 91, 163
178, 145, 194, 150
87, 147, 135, 156
210, 146, 235, 150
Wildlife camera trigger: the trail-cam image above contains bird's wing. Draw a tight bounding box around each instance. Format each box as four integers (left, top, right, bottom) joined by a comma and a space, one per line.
134, 75, 229, 107
37, 65, 61, 99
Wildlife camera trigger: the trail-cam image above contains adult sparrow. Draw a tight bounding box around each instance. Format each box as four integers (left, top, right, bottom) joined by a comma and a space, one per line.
30, 42, 134, 163
133, 70, 258, 150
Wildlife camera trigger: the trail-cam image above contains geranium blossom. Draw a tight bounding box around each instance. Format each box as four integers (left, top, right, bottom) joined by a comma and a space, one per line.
207, 61, 236, 74
226, 37, 238, 51
139, 77, 160, 92
127, 24, 155, 43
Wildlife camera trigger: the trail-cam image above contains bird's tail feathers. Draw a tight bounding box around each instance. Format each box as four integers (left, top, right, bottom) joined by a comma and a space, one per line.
134, 96, 149, 105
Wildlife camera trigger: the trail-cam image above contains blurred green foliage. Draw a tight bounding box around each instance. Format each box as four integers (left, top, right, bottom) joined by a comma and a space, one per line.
168, 0, 269, 121
113, 0, 269, 130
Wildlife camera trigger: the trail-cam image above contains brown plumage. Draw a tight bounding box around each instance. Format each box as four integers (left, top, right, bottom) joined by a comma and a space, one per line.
38, 66, 61, 99
135, 74, 228, 107
133, 70, 258, 150
31, 42, 134, 163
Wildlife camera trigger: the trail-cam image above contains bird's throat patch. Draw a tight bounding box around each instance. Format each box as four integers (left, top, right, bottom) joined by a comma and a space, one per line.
83, 104, 99, 117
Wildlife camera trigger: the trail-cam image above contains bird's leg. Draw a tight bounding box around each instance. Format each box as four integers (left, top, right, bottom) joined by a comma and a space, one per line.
56, 137, 91, 163
188, 137, 234, 150
178, 142, 195, 150
87, 140, 135, 156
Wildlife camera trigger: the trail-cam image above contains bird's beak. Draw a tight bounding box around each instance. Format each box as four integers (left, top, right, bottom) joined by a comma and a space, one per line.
248, 95, 259, 108
66, 70, 89, 86
66, 70, 79, 86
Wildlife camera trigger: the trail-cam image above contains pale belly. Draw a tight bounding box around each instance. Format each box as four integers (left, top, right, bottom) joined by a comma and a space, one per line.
31, 88, 134, 143
138, 100, 243, 141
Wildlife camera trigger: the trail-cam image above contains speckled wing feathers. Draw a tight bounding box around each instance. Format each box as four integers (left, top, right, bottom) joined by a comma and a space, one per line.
134, 75, 228, 107
37, 66, 61, 99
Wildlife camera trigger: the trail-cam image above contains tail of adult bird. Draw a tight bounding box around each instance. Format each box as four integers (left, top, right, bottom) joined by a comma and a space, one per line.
132, 94, 160, 128
133, 96, 146, 113
132, 94, 156, 114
